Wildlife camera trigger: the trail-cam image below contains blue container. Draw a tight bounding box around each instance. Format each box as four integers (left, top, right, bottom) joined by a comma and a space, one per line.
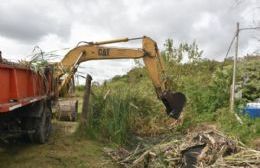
244, 103, 260, 119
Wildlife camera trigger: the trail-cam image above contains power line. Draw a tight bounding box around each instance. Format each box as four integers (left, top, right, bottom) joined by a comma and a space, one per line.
224, 32, 237, 60
222, 25, 260, 66
240, 26, 260, 31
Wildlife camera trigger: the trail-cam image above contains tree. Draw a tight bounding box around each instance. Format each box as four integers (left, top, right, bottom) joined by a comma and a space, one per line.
163, 39, 203, 64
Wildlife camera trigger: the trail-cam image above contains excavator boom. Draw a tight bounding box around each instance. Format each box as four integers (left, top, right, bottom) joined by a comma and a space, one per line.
56, 36, 186, 119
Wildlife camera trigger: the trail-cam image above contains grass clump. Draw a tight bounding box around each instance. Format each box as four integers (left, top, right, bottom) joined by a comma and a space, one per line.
84, 83, 168, 144
86, 88, 134, 144
215, 107, 260, 144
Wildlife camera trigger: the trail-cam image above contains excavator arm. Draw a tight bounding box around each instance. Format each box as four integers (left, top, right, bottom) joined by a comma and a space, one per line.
55, 36, 186, 119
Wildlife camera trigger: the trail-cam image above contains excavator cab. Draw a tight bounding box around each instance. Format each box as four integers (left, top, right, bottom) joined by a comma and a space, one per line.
161, 91, 186, 119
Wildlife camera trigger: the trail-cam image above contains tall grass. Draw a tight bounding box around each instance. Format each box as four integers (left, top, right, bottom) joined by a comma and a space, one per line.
85, 86, 153, 144
83, 74, 173, 144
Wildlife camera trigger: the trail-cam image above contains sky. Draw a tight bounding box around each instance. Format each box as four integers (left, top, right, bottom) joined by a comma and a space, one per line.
0, 0, 259, 83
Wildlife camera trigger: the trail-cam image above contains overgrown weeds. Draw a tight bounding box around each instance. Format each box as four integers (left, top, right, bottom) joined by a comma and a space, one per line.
84, 83, 170, 144
76, 40, 259, 147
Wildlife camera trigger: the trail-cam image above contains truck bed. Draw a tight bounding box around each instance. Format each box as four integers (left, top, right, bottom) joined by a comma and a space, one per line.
0, 62, 53, 113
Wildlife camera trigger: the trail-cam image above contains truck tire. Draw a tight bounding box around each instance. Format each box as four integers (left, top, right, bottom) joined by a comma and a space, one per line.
29, 101, 52, 144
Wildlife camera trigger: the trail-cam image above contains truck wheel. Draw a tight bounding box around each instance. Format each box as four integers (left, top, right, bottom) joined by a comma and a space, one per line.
30, 102, 52, 144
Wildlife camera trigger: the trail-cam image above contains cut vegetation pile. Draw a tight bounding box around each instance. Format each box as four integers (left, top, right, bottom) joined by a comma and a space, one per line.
104, 129, 260, 167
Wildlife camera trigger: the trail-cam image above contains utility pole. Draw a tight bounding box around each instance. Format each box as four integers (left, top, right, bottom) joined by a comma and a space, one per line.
230, 22, 239, 112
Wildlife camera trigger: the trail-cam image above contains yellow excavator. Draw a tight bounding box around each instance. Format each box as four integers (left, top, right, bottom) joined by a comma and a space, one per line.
55, 36, 186, 120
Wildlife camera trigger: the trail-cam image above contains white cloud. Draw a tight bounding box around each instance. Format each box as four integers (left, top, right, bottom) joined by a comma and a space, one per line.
0, 36, 31, 61
0, 0, 259, 83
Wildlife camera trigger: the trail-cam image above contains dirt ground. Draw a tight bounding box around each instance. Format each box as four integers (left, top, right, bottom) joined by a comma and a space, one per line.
0, 121, 117, 168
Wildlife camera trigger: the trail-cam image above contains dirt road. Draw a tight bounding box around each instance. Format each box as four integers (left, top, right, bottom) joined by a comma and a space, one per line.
0, 121, 117, 168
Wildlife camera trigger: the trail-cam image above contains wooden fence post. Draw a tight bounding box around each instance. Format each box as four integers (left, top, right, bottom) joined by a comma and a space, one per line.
80, 74, 92, 126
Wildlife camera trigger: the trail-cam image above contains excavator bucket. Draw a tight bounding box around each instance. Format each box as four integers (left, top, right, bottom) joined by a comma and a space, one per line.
161, 91, 186, 119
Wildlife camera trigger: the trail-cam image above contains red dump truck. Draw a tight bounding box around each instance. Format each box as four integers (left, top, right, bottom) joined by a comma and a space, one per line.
0, 59, 54, 143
